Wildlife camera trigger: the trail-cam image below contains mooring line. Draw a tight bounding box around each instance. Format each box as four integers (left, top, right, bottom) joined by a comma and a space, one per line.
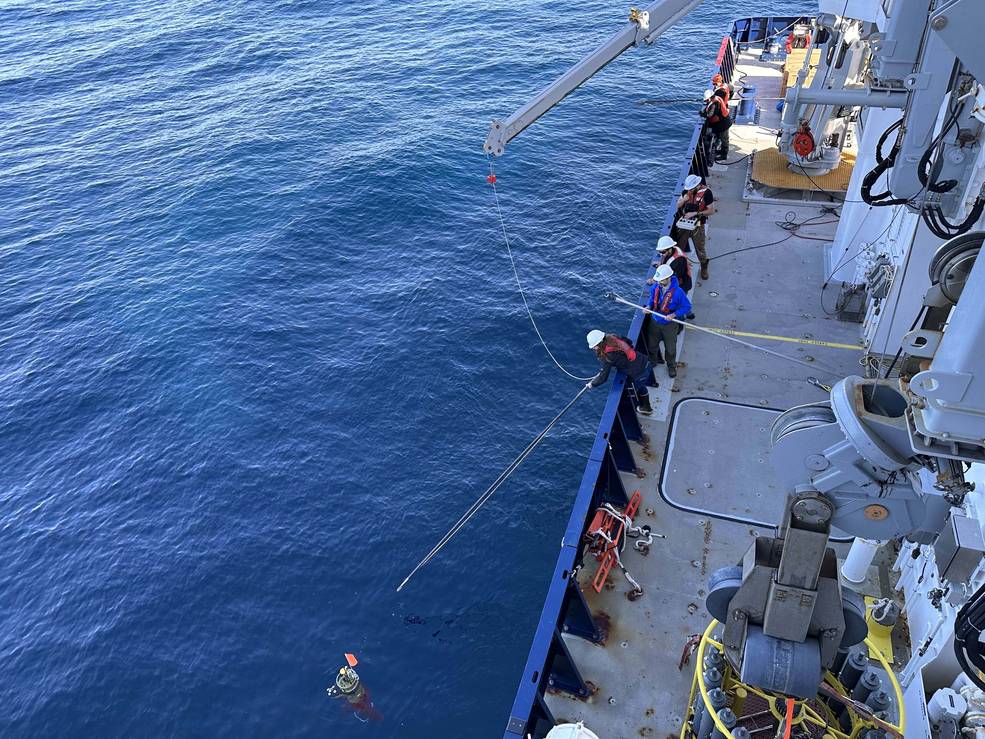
607, 293, 847, 378
396, 384, 589, 592
487, 159, 594, 382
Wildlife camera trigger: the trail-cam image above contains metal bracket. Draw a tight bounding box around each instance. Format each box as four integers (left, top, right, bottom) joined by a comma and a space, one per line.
546, 628, 589, 697
561, 580, 604, 643
596, 448, 631, 508
900, 328, 942, 359
911, 370, 974, 403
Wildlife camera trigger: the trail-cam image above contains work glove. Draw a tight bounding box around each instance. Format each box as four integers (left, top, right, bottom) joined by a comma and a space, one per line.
585, 381, 595, 390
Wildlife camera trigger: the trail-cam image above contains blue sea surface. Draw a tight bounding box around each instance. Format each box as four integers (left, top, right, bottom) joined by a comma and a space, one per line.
1, 1, 778, 735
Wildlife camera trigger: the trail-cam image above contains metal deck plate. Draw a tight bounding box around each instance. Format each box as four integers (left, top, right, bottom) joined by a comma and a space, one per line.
660, 397, 783, 529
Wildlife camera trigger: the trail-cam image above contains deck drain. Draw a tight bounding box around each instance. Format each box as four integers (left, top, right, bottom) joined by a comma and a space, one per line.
708, 291, 719, 297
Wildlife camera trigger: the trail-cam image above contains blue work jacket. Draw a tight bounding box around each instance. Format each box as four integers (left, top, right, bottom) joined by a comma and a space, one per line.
649, 276, 692, 323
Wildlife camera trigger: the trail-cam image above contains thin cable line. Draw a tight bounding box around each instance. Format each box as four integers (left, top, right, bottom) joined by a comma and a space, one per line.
487, 161, 593, 381
396, 384, 589, 591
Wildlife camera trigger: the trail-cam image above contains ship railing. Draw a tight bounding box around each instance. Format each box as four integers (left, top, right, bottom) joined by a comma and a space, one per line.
728, 15, 819, 50
502, 39, 738, 739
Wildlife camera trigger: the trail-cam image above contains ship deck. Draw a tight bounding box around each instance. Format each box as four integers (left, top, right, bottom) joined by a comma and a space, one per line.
543, 49, 901, 737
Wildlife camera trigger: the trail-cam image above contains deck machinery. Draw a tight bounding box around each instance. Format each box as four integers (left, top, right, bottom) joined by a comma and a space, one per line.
486, 1, 985, 738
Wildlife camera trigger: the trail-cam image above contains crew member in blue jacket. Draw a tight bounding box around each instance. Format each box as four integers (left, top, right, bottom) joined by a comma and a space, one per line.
646, 264, 692, 378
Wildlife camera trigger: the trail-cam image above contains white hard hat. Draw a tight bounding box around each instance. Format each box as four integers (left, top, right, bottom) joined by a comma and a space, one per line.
655, 264, 674, 282
684, 174, 702, 190
586, 330, 605, 348
704, 88, 714, 100
656, 235, 676, 251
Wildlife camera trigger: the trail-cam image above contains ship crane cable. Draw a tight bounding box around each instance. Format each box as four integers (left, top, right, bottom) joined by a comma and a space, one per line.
396, 383, 589, 592
486, 157, 594, 382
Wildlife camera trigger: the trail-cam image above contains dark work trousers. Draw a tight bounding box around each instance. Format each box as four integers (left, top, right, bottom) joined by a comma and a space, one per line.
629, 360, 655, 397
714, 127, 730, 159
647, 317, 681, 366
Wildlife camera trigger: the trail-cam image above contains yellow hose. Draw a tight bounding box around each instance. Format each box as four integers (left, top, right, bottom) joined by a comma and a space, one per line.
693, 620, 906, 737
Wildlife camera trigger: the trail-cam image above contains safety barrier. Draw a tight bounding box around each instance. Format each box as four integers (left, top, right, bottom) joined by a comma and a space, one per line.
729, 15, 815, 48
716, 36, 738, 88
501, 32, 742, 739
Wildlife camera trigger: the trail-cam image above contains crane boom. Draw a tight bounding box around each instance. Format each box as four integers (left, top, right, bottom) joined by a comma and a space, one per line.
483, 0, 705, 156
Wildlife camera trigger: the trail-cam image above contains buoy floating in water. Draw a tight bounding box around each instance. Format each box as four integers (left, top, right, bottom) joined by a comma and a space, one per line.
326, 652, 383, 722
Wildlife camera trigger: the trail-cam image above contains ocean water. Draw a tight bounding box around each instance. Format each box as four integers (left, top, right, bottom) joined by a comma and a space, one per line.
0, 1, 777, 735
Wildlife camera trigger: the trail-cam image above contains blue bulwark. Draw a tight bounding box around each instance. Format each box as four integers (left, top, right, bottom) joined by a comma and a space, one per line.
500, 32, 751, 737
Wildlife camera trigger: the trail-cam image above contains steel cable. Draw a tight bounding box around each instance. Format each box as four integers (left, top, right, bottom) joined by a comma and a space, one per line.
487, 159, 593, 381
396, 384, 589, 591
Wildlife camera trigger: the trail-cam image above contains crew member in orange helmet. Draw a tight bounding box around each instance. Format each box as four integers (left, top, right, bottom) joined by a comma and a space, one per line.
711, 73, 731, 106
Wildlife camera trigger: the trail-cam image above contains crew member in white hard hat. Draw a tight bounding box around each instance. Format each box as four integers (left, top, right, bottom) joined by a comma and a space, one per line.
646, 263, 691, 378
674, 173, 716, 281
701, 86, 732, 160
585, 330, 654, 416
652, 234, 695, 319
652, 235, 692, 293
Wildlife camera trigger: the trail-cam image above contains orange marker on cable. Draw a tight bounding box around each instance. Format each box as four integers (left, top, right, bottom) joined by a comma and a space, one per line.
783, 697, 794, 739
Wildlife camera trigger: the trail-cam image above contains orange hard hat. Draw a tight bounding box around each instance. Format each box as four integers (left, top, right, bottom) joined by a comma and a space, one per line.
712, 73, 723, 84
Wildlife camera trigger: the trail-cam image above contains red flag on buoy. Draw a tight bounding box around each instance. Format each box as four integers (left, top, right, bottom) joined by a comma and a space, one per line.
345, 653, 358, 667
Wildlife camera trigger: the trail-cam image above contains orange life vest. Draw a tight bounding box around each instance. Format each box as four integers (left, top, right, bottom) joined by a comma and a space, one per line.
685, 186, 709, 209
662, 246, 691, 280
603, 336, 637, 362
706, 96, 729, 124
785, 32, 810, 53
714, 83, 730, 106
656, 285, 677, 314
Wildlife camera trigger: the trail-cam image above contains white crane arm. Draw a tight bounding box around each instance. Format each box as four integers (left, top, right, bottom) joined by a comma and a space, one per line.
483, 0, 705, 156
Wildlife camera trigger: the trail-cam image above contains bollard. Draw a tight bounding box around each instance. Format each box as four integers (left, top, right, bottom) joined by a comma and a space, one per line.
711, 708, 737, 739
852, 668, 882, 703
738, 86, 757, 118
697, 687, 728, 739
838, 649, 868, 692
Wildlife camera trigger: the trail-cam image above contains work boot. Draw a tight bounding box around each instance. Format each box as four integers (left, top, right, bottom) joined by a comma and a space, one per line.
667, 363, 678, 378
700, 260, 710, 280
636, 391, 653, 416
